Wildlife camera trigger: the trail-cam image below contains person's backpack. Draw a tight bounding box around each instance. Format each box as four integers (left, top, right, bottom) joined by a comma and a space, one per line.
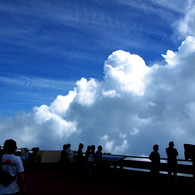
0, 155, 16, 187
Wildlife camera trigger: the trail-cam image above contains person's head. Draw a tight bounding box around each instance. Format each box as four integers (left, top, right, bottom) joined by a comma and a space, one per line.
153, 144, 159, 152
63, 144, 67, 150
98, 145, 102, 151
169, 141, 174, 148
91, 145, 95, 151
79, 143, 84, 150
67, 143, 71, 148
87, 145, 91, 150
4, 139, 17, 154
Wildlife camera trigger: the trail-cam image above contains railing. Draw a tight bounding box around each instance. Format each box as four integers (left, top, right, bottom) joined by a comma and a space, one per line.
17, 148, 194, 178
116, 155, 193, 177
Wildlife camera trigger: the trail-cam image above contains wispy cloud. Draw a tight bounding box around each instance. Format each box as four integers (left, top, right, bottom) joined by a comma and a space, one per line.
0, 75, 75, 90
148, 0, 187, 13
0, 0, 181, 57
113, 0, 186, 14
174, 0, 195, 39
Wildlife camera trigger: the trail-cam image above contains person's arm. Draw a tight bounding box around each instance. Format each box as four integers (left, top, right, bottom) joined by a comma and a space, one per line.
17, 172, 27, 195
166, 148, 168, 156
176, 149, 178, 156
149, 152, 152, 161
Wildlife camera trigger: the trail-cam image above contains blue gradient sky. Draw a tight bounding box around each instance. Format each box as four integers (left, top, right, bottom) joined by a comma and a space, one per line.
0, 0, 185, 116
1, 0, 195, 157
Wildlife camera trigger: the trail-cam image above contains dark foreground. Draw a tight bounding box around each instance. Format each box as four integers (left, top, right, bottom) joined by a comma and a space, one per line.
24, 168, 195, 195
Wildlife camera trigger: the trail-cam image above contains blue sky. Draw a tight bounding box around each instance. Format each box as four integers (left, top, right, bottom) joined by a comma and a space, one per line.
1, 0, 195, 157
0, 0, 185, 116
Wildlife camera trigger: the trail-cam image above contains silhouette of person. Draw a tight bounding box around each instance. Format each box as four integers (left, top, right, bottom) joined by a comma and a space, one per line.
149, 144, 160, 184
95, 145, 104, 178
0, 139, 27, 195
66, 143, 72, 161
90, 145, 96, 160
85, 145, 91, 162
59, 144, 68, 179
96, 145, 103, 165
77, 143, 84, 178
31, 147, 41, 171
87, 145, 96, 179
77, 143, 84, 163
21, 148, 29, 170
66, 143, 72, 178
166, 141, 178, 184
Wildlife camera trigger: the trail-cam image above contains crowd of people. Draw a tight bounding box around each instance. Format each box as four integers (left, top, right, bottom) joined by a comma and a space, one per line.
59, 143, 104, 180
0, 138, 191, 195
58, 141, 179, 184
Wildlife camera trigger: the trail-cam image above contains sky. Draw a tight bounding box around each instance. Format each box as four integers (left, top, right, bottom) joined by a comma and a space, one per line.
0, 0, 195, 158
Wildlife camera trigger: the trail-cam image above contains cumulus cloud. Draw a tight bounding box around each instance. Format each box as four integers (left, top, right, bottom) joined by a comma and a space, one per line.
1, 4, 195, 158
1, 34, 195, 159
103, 50, 149, 96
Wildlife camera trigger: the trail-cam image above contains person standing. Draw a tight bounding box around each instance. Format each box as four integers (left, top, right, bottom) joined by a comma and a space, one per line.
77, 143, 84, 178
87, 145, 96, 180
21, 148, 29, 170
66, 143, 72, 162
59, 144, 68, 179
166, 141, 178, 184
149, 144, 160, 184
77, 143, 84, 163
66, 143, 72, 179
95, 145, 104, 179
0, 139, 27, 195
95, 145, 103, 165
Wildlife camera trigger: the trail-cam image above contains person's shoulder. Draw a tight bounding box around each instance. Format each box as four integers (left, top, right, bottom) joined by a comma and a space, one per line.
2, 154, 21, 164
149, 151, 154, 156
13, 155, 23, 163
2, 154, 15, 159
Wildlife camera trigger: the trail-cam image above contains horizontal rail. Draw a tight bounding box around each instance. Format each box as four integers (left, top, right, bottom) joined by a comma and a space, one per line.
102, 154, 193, 176
111, 154, 191, 162
13, 149, 194, 177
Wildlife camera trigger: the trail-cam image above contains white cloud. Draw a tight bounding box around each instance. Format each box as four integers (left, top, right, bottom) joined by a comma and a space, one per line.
176, 0, 195, 38
1, 36, 195, 158
102, 89, 119, 98
1, 4, 195, 158
104, 50, 149, 96
114, 139, 129, 154
99, 135, 114, 152
50, 90, 76, 116
34, 105, 77, 138
74, 78, 100, 106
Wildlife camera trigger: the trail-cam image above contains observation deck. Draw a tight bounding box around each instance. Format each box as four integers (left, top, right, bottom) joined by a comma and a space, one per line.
21, 150, 195, 195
